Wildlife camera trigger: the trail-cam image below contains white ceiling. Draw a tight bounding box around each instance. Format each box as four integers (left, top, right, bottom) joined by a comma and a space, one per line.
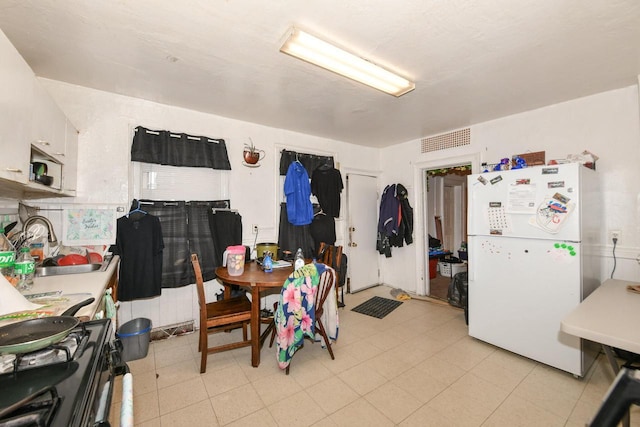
1, 0, 639, 148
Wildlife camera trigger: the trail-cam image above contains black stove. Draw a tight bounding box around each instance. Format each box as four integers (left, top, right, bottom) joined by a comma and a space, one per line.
0, 319, 127, 427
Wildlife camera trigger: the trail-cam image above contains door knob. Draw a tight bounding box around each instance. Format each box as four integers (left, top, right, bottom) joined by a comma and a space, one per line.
349, 242, 358, 247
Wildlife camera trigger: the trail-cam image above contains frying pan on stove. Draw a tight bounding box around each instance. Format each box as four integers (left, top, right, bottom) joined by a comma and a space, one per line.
0, 297, 95, 355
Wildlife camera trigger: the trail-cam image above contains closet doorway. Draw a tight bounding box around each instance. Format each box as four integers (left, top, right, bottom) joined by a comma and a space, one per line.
425, 164, 472, 301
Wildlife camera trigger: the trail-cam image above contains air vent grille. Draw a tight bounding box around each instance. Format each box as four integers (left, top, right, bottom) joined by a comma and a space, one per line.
421, 128, 470, 153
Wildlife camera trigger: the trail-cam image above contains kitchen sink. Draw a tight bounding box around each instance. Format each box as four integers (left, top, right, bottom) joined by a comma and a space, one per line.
35, 263, 102, 277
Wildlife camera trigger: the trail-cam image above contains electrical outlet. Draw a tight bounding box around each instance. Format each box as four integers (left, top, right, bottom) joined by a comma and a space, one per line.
610, 230, 621, 241
252, 224, 259, 234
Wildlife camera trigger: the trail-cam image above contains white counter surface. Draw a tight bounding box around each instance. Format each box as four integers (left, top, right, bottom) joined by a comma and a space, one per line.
561, 279, 640, 354
28, 255, 119, 319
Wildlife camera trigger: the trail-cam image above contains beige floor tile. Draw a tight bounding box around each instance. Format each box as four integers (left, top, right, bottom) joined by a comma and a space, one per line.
567, 399, 600, 426
226, 408, 279, 427
328, 398, 395, 427
159, 399, 219, 427
311, 417, 340, 427
210, 383, 265, 425
157, 376, 208, 416
307, 376, 360, 414
362, 351, 412, 381
482, 394, 566, 427
398, 402, 467, 427
138, 418, 162, 427
364, 381, 424, 424
344, 318, 382, 340
154, 344, 196, 370
364, 328, 410, 351
414, 355, 467, 386
126, 350, 157, 373
238, 356, 282, 383
132, 368, 160, 396
424, 318, 469, 346
512, 363, 587, 419
391, 367, 449, 404
268, 390, 327, 427
201, 348, 245, 373
252, 370, 303, 406
109, 285, 629, 427
433, 335, 496, 371
425, 388, 492, 427
337, 339, 383, 363
320, 351, 361, 375
448, 372, 511, 412
132, 390, 161, 424
155, 357, 200, 390
338, 362, 388, 395
201, 364, 250, 397
288, 352, 336, 387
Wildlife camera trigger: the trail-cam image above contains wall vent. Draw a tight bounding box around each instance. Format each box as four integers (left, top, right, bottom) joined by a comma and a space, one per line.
421, 128, 470, 153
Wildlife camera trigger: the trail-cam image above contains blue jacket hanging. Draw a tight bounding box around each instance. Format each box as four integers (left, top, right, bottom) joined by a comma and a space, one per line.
284, 161, 313, 225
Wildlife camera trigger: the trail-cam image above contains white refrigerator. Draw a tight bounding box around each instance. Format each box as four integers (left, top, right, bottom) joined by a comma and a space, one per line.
467, 162, 601, 376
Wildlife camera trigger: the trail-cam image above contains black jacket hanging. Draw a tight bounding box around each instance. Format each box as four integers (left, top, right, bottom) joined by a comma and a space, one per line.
390, 183, 414, 247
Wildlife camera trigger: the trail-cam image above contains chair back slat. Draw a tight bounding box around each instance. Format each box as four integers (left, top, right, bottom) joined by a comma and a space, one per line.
318, 242, 343, 287
315, 266, 335, 319
191, 254, 208, 330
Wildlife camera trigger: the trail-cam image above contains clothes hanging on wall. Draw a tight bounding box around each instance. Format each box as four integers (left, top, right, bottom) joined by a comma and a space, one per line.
389, 183, 414, 247
377, 183, 414, 257
284, 160, 313, 226
311, 165, 344, 218
278, 203, 315, 259
132, 199, 230, 287
208, 209, 242, 265
309, 209, 336, 256
114, 212, 164, 301
378, 184, 400, 237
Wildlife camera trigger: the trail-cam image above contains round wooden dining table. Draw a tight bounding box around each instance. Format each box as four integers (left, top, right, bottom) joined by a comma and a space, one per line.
215, 261, 293, 367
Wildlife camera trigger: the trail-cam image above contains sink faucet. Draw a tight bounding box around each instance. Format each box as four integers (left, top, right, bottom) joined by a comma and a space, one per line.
22, 215, 58, 246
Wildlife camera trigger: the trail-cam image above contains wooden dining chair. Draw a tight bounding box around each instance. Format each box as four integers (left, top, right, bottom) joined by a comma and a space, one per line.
191, 253, 252, 373
317, 242, 345, 307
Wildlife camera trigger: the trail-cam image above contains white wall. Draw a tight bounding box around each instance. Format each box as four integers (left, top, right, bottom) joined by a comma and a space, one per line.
35, 79, 640, 323
40, 79, 380, 328
380, 85, 640, 295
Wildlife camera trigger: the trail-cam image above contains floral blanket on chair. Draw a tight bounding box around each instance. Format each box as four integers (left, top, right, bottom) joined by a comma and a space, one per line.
275, 263, 324, 370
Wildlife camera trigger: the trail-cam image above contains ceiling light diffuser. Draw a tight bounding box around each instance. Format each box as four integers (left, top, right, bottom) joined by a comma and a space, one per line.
280, 27, 415, 97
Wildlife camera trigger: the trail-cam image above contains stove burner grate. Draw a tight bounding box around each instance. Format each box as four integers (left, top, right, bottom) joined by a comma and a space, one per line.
0, 387, 60, 427
0, 326, 89, 374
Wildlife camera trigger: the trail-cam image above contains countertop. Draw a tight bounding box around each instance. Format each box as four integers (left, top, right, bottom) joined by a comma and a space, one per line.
561, 278, 640, 354
27, 255, 119, 319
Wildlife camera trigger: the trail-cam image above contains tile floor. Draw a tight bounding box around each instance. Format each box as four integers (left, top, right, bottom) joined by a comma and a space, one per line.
109, 285, 639, 426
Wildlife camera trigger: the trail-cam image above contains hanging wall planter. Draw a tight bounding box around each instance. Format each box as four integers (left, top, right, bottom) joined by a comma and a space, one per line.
242, 138, 265, 167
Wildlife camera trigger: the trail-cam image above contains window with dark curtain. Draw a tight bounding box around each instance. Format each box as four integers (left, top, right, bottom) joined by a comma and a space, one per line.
131, 126, 232, 170
134, 199, 230, 287
279, 150, 334, 176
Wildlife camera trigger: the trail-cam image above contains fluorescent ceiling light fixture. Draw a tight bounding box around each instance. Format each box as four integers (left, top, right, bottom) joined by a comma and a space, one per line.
280, 27, 415, 97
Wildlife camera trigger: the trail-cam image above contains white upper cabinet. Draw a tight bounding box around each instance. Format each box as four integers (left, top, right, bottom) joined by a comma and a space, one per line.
62, 119, 78, 195
0, 28, 78, 198
0, 30, 33, 184
31, 81, 67, 162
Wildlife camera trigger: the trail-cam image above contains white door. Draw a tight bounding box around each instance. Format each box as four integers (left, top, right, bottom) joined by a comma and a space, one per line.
346, 174, 380, 292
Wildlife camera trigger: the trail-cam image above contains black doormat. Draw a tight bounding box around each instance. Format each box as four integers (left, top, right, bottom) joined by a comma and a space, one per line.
351, 296, 403, 319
